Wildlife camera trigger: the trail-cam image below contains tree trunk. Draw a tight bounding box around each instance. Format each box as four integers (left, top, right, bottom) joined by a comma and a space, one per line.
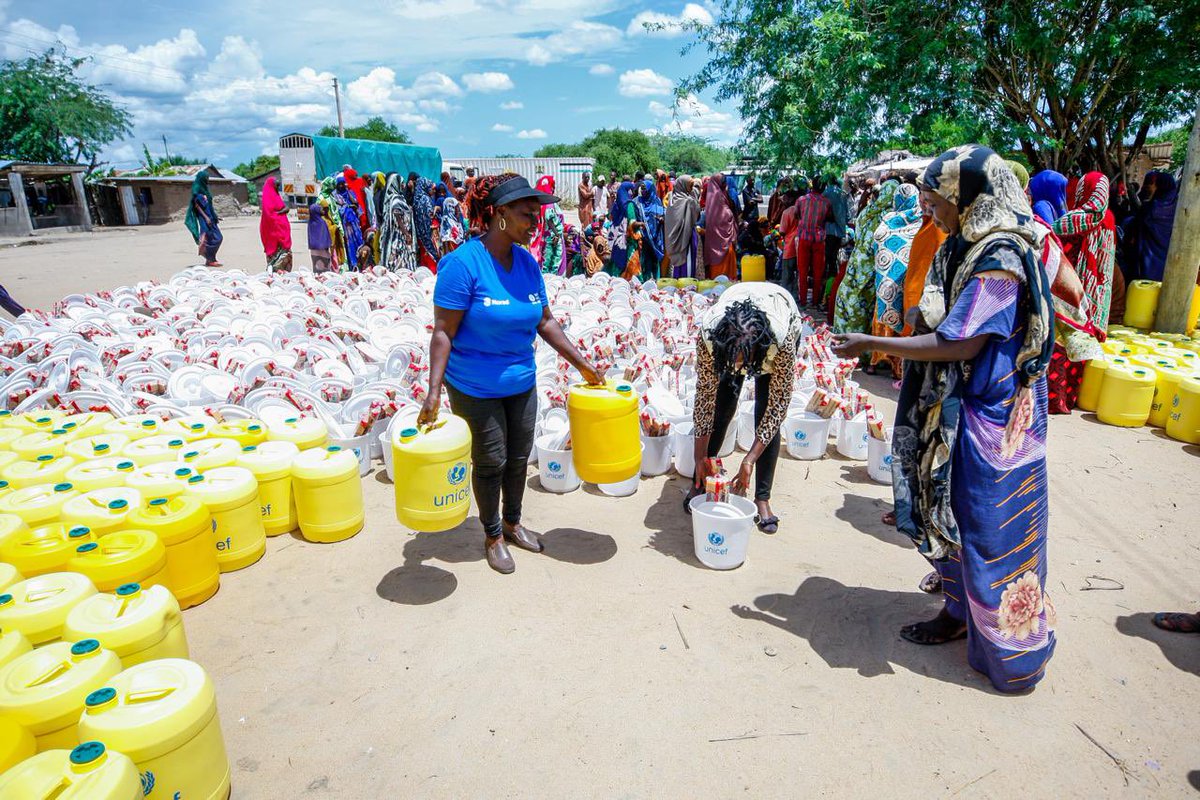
1156, 99, 1200, 334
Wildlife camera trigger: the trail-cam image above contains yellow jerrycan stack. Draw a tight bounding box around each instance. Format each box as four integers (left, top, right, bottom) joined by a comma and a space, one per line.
392, 417, 473, 533
0, 452, 17, 478
292, 446, 363, 543
0, 482, 80, 527
59, 412, 116, 439
122, 435, 188, 466
124, 463, 196, 501
568, 381, 641, 484
0, 639, 122, 751
0, 556, 23, 591
126, 497, 219, 608
266, 415, 329, 451
0, 429, 20, 451
1124, 279, 1161, 329
7, 412, 65, 435
0, 524, 95, 578
64, 583, 187, 669
1096, 365, 1156, 427
0, 513, 27, 550
103, 415, 165, 442
68, 533, 168, 594
236, 441, 299, 537
64, 433, 130, 463
740, 254, 766, 282
183, 467, 265, 573
1166, 375, 1200, 444
166, 417, 215, 443
1147, 363, 1188, 428
0, 573, 97, 645
0, 628, 32, 670
210, 418, 268, 447
11, 429, 73, 461
0, 715, 34, 773
60, 488, 142, 538
1076, 358, 1108, 412
3, 454, 76, 490
178, 438, 240, 473
63, 457, 136, 493
0, 741, 142, 799
78, 659, 231, 800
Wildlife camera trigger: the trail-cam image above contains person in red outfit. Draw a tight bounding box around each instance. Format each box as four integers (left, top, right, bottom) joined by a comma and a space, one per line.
793, 176, 834, 306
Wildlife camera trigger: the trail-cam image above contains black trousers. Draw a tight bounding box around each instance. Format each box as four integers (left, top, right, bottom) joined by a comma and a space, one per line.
446, 383, 537, 538
705, 372, 781, 501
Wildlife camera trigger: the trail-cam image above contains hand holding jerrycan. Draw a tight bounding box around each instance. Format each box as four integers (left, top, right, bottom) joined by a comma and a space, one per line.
392, 415, 472, 532
567, 381, 640, 485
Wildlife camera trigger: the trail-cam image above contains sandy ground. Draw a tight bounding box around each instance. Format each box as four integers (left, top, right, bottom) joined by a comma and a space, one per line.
2, 218, 1199, 798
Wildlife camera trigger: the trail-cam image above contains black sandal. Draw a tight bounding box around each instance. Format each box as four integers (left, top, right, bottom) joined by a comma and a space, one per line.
755, 514, 779, 534
900, 612, 967, 645
918, 571, 943, 594
1152, 612, 1200, 633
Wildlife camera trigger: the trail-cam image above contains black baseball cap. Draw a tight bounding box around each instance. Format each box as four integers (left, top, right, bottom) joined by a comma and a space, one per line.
488, 176, 559, 207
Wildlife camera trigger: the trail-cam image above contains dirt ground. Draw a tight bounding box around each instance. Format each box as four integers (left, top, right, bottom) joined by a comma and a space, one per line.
2, 218, 1198, 798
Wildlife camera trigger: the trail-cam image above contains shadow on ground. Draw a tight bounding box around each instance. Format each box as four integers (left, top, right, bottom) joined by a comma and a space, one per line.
1114, 613, 1200, 677
731, 575, 996, 692
835, 492, 912, 549
375, 525, 485, 606
643, 476, 704, 569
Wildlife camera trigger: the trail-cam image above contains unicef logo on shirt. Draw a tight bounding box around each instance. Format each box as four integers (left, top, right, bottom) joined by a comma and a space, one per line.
448, 462, 468, 485
547, 461, 562, 473
528, 293, 541, 304
707, 532, 725, 547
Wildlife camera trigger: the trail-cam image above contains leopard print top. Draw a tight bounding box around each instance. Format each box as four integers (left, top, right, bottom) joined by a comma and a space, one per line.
693, 331, 798, 447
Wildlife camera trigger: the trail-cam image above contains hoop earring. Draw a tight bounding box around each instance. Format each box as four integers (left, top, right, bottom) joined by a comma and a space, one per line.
498, 216, 507, 231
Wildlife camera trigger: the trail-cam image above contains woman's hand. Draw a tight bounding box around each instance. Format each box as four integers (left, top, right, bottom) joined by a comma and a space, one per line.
831, 332, 870, 359
417, 390, 440, 427
578, 362, 605, 387
731, 458, 754, 496
693, 455, 714, 490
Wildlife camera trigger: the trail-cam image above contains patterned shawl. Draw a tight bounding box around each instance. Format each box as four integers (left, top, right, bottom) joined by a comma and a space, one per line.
897, 144, 1054, 560
379, 173, 417, 272
873, 183, 923, 332
1052, 172, 1116, 330
411, 176, 438, 258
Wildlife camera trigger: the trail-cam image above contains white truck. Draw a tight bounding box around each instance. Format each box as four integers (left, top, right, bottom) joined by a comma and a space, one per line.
444, 158, 596, 202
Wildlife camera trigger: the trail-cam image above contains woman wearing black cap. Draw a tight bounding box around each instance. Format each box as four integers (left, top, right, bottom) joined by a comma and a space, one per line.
419, 173, 603, 574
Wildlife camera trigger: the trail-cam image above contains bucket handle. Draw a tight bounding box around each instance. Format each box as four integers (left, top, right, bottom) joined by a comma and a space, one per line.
124, 687, 176, 704
418, 418, 446, 434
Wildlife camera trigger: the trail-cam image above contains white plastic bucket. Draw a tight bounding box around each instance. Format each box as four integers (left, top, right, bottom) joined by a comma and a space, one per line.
598, 443, 643, 496
717, 416, 737, 457
689, 494, 756, 570
867, 427, 894, 484
837, 418, 869, 460
735, 402, 755, 451
536, 434, 580, 494
641, 434, 673, 477
782, 412, 831, 460
330, 433, 372, 475
673, 421, 696, 478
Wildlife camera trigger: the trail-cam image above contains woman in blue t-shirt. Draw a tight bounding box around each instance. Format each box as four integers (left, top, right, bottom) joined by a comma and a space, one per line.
420, 174, 603, 574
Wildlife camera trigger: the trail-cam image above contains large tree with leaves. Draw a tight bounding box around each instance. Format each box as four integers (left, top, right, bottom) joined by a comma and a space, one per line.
535, 129, 660, 177
681, 0, 1200, 177
318, 116, 412, 144
0, 49, 132, 171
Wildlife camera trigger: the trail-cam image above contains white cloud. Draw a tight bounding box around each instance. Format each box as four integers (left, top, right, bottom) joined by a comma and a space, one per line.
589, 63, 615, 76
204, 36, 264, 81
526, 21, 622, 66
411, 71, 463, 98
500, 100, 524, 110
463, 72, 514, 92
618, 69, 675, 98
419, 99, 453, 113
492, 123, 514, 132
516, 129, 548, 139
647, 93, 743, 143
626, 3, 713, 37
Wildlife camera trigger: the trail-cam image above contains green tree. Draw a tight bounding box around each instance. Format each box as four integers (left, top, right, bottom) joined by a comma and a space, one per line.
682, 0, 1200, 177
0, 49, 132, 172
649, 133, 731, 175
233, 154, 281, 179
534, 129, 658, 177
532, 143, 586, 158
134, 144, 208, 176
1148, 125, 1191, 172
318, 116, 412, 143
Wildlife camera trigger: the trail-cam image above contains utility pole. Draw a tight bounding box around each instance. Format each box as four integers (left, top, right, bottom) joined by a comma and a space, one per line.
1156, 99, 1200, 333
333, 78, 345, 139
162, 134, 171, 164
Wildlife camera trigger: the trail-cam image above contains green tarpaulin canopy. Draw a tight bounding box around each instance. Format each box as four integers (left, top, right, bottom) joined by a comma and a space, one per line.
312, 135, 442, 182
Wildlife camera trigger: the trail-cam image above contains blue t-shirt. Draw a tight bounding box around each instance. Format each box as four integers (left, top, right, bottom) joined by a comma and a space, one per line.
434, 238, 548, 399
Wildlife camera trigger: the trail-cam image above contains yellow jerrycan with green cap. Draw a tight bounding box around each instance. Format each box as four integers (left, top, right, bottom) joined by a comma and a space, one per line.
122, 434, 188, 465
1076, 358, 1108, 412
0, 573, 97, 646
78, 658, 231, 800
210, 418, 268, 447
236, 441, 299, 536
103, 415, 165, 442
1097, 364, 1156, 427
740, 254, 766, 282
1124, 279, 1160, 329
7, 411, 65, 435
0, 524, 95, 578
266, 414, 329, 450
127, 497, 219, 609
124, 463, 196, 501
58, 412, 115, 439
0, 638, 121, 752
64, 457, 136, 493
292, 445, 363, 543
0, 715, 35, 773
568, 380, 641, 484
1147, 363, 1188, 428
11, 428, 74, 460
0, 741, 142, 799
183, 467, 265, 573
3, 454, 76, 490
68, 532, 168, 594
64, 583, 187, 669
392, 416, 473, 532
0, 482, 80, 527
60, 488, 142, 538
177, 438, 240, 472
1167, 374, 1200, 444
166, 416, 215, 443
64, 433, 130, 463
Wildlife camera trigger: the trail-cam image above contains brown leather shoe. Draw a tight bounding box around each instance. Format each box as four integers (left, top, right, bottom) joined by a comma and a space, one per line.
485, 536, 515, 574
502, 522, 544, 553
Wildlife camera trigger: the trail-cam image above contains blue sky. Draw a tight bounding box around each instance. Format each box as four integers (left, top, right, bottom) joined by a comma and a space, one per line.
0, 0, 742, 170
